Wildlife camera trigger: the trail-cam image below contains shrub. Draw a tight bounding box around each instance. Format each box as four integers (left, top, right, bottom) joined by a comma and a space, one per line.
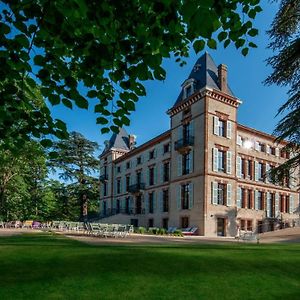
173, 230, 183, 237
138, 227, 146, 234
148, 227, 159, 235
158, 228, 166, 235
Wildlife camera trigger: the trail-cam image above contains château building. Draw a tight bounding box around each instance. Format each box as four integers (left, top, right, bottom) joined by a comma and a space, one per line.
99, 53, 299, 237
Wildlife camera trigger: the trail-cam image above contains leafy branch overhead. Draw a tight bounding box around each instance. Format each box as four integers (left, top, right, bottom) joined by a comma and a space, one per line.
0, 0, 261, 146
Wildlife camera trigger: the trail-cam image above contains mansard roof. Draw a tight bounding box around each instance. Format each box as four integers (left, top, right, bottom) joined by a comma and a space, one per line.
102, 127, 130, 154
173, 52, 234, 107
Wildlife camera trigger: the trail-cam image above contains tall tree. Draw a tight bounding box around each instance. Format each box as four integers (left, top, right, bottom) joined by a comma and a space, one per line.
49, 132, 100, 221
0, 141, 48, 220
265, 0, 300, 184
0, 0, 262, 149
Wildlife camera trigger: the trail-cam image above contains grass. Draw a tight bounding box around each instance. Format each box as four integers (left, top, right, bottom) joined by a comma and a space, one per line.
0, 233, 299, 300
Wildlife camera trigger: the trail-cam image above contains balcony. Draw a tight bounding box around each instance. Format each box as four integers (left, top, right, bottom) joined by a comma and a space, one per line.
128, 183, 145, 194
100, 174, 108, 183
174, 136, 194, 153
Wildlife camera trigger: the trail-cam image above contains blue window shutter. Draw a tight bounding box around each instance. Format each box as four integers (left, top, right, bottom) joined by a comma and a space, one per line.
254, 191, 259, 210
236, 187, 241, 208
236, 156, 242, 178
147, 168, 150, 186
227, 184, 232, 206
213, 116, 219, 135
226, 120, 232, 139
145, 193, 149, 213
160, 190, 163, 212
160, 163, 164, 183
266, 192, 271, 217
177, 185, 181, 210
178, 126, 183, 140
189, 183, 194, 209
213, 148, 218, 172
189, 150, 194, 173
254, 161, 259, 181
212, 182, 218, 205
190, 120, 195, 137
275, 193, 279, 217
226, 151, 232, 174
154, 166, 158, 185
177, 155, 182, 176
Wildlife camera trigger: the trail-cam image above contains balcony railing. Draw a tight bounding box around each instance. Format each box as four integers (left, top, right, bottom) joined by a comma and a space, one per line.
174, 136, 194, 152
100, 174, 108, 183
128, 183, 146, 194
99, 208, 145, 219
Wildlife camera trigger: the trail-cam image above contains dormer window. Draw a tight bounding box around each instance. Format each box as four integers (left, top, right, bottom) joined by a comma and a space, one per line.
182, 78, 196, 99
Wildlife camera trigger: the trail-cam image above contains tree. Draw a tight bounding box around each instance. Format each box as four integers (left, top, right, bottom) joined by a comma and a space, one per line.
265, 0, 300, 184
0, 141, 49, 220
0, 0, 262, 149
49, 132, 100, 221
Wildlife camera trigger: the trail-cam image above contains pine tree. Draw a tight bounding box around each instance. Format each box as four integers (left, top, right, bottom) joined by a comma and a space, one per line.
265, 0, 300, 184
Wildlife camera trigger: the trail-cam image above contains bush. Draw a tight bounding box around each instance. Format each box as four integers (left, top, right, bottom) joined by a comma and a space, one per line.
138, 227, 146, 234
158, 228, 166, 235
148, 227, 159, 235
173, 230, 183, 237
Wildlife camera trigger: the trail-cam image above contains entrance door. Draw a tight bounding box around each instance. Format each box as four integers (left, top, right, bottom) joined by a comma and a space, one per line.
217, 218, 226, 236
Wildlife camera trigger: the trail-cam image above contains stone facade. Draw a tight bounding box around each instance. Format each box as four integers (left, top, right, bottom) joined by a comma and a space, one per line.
99, 53, 299, 237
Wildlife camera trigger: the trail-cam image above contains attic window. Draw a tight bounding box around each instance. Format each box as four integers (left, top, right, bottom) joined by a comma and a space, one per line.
182, 79, 196, 99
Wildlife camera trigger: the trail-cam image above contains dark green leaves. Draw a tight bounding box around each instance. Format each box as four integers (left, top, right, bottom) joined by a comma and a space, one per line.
0, 0, 262, 150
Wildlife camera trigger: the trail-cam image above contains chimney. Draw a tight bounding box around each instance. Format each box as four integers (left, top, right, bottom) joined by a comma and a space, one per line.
218, 64, 227, 93
129, 135, 136, 149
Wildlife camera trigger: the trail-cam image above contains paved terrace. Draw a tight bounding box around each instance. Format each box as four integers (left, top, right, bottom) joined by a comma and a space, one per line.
1, 227, 299, 244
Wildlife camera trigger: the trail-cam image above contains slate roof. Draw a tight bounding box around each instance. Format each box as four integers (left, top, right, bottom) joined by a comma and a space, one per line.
173, 52, 234, 107
102, 127, 130, 154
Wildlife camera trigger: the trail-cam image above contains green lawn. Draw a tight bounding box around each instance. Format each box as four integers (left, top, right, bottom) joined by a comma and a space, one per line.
0, 233, 299, 300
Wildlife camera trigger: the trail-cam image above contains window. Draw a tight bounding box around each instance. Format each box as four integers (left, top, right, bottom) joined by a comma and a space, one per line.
181, 216, 189, 228
183, 151, 191, 175
280, 194, 290, 213
240, 219, 253, 231
217, 183, 226, 205
248, 160, 253, 179
149, 150, 155, 160
163, 143, 170, 154
181, 184, 190, 209
185, 85, 193, 98
257, 191, 264, 210
117, 166, 121, 173
163, 190, 169, 212
270, 146, 276, 155
148, 219, 154, 228
247, 190, 253, 209
285, 195, 290, 213
241, 158, 246, 178
149, 167, 154, 186
103, 182, 108, 197
218, 150, 225, 172
126, 161, 131, 169
258, 143, 265, 152
183, 123, 191, 141
137, 156, 142, 165
116, 199, 120, 214
241, 188, 246, 208
218, 119, 226, 137
163, 162, 170, 182
104, 166, 108, 176
126, 176, 130, 191
258, 162, 264, 181
125, 197, 130, 214
162, 218, 169, 229
149, 192, 154, 214
116, 178, 121, 194
136, 171, 142, 185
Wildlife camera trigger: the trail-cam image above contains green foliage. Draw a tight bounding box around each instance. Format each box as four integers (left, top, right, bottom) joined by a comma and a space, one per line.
49, 132, 100, 220
265, 0, 300, 184
138, 226, 146, 234
173, 229, 184, 237
0, 0, 261, 149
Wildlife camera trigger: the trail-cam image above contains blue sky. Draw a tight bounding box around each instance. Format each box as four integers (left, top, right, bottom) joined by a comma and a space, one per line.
51, 0, 286, 152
